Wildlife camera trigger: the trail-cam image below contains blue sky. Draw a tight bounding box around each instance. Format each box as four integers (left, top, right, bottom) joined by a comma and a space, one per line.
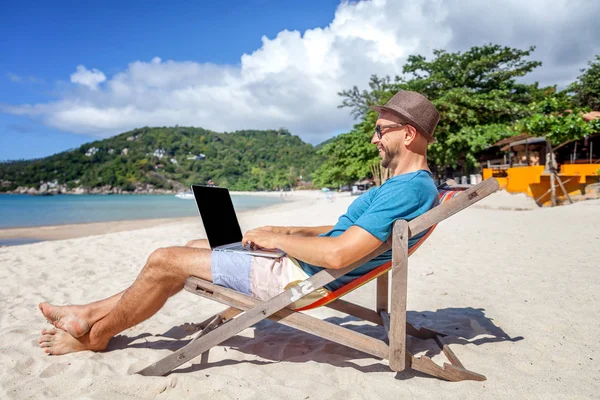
2, 0, 599, 162
0, 0, 340, 160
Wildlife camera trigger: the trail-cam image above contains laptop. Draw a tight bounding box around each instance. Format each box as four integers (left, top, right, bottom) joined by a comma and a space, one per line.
191, 185, 285, 258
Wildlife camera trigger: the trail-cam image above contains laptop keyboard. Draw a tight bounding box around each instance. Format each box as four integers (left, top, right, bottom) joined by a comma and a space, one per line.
219, 242, 251, 251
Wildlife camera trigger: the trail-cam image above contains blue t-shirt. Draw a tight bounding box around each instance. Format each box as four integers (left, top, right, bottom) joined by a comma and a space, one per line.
298, 170, 438, 291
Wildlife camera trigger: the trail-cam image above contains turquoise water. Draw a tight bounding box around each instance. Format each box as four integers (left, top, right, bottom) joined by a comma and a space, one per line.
0, 193, 282, 230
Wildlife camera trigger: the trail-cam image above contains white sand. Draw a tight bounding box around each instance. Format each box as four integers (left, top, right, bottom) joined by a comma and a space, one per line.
1, 191, 599, 399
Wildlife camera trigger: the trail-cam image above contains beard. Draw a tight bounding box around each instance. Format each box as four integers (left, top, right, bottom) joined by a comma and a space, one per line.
380, 143, 398, 168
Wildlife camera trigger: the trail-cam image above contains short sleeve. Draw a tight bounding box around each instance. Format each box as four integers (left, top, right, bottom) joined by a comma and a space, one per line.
352, 184, 420, 242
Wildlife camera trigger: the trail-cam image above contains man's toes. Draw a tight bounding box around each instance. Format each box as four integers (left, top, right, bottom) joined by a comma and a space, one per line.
39, 342, 51, 348
41, 328, 56, 335
39, 303, 50, 315
39, 333, 54, 342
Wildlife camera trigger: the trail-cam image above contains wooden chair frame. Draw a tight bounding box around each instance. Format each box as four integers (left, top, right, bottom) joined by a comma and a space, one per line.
137, 178, 498, 381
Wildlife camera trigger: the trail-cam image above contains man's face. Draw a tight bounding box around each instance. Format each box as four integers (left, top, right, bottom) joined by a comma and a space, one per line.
371, 112, 405, 169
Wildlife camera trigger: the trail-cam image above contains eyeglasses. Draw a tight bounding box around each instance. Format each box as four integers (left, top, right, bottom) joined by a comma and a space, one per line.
375, 123, 405, 139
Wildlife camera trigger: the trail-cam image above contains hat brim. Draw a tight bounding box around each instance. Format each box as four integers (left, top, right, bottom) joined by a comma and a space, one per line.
370, 105, 437, 143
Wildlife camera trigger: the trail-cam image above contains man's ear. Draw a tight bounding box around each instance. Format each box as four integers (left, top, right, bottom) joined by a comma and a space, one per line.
404, 125, 418, 145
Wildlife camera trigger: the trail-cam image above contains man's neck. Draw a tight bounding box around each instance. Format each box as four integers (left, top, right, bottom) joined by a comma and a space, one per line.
391, 154, 429, 177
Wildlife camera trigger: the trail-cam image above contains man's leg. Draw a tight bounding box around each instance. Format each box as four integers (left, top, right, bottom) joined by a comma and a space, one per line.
39, 240, 212, 354
39, 239, 211, 337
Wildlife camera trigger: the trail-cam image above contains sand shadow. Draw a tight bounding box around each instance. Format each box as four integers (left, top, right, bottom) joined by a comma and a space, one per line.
116, 306, 522, 377
406, 307, 523, 357
106, 332, 153, 351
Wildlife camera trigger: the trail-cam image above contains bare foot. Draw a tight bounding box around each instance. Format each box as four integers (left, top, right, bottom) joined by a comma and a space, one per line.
38, 303, 91, 338
38, 328, 107, 355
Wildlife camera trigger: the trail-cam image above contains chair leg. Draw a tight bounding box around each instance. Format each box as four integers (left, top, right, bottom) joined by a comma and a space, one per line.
388, 220, 409, 372
186, 308, 241, 365
376, 273, 389, 313
408, 351, 486, 382
435, 335, 464, 369
136, 307, 240, 375
326, 299, 383, 325
196, 307, 241, 330
193, 314, 232, 364
382, 310, 486, 381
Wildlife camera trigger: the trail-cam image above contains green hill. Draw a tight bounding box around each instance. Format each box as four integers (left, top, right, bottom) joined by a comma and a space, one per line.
0, 127, 323, 193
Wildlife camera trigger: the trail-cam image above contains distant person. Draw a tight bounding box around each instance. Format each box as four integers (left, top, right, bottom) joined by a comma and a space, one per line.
38, 91, 441, 355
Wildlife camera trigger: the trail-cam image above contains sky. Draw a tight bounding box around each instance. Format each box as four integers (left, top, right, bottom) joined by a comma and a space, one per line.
1, 0, 599, 161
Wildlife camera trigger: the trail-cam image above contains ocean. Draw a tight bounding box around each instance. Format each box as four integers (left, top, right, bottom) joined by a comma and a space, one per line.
0, 193, 282, 230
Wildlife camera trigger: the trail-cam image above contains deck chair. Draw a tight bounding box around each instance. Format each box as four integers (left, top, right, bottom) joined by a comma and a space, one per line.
137, 178, 499, 381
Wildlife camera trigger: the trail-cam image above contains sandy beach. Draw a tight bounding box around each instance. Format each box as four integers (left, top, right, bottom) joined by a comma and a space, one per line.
1, 190, 599, 399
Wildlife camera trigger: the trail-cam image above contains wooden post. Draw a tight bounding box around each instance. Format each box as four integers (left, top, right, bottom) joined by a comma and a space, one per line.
389, 220, 409, 371
555, 174, 574, 204
546, 141, 557, 207
550, 172, 557, 206
376, 273, 389, 313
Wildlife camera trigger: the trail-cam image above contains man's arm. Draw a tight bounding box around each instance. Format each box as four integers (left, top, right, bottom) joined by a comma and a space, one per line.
242, 225, 383, 270
255, 225, 333, 237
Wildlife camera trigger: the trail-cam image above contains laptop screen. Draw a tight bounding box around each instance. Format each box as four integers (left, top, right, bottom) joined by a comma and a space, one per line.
191, 185, 243, 248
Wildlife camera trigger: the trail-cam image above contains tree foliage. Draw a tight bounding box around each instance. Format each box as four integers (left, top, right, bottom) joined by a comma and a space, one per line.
313, 112, 379, 188
568, 55, 600, 110
319, 44, 548, 186
0, 127, 323, 192
516, 89, 600, 148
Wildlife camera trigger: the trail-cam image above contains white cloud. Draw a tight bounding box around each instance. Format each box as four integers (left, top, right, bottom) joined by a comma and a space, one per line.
7, 73, 22, 83
3, 0, 600, 143
7, 73, 43, 84
70, 65, 106, 90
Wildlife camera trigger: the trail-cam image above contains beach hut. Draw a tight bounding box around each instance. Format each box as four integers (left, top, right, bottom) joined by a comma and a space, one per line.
478, 114, 600, 205
352, 178, 374, 195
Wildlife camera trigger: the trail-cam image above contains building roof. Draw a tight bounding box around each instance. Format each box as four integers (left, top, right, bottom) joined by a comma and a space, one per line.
583, 111, 600, 122
500, 136, 546, 151
493, 134, 535, 147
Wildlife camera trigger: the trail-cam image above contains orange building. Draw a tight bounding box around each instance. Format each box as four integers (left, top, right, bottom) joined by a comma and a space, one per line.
479, 124, 599, 206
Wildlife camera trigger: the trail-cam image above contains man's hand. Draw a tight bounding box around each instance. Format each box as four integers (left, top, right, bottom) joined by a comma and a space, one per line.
252, 225, 290, 235
242, 228, 284, 250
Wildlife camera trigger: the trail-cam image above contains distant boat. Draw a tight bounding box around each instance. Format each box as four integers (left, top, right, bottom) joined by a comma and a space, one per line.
175, 192, 194, 200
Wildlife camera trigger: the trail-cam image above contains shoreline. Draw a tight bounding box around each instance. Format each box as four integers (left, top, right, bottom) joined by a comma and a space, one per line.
0, 193, 314, 245
0, 216, 199, 243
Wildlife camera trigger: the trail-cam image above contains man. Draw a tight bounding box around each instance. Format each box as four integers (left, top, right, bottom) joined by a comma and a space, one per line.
38, 90, 440, 355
